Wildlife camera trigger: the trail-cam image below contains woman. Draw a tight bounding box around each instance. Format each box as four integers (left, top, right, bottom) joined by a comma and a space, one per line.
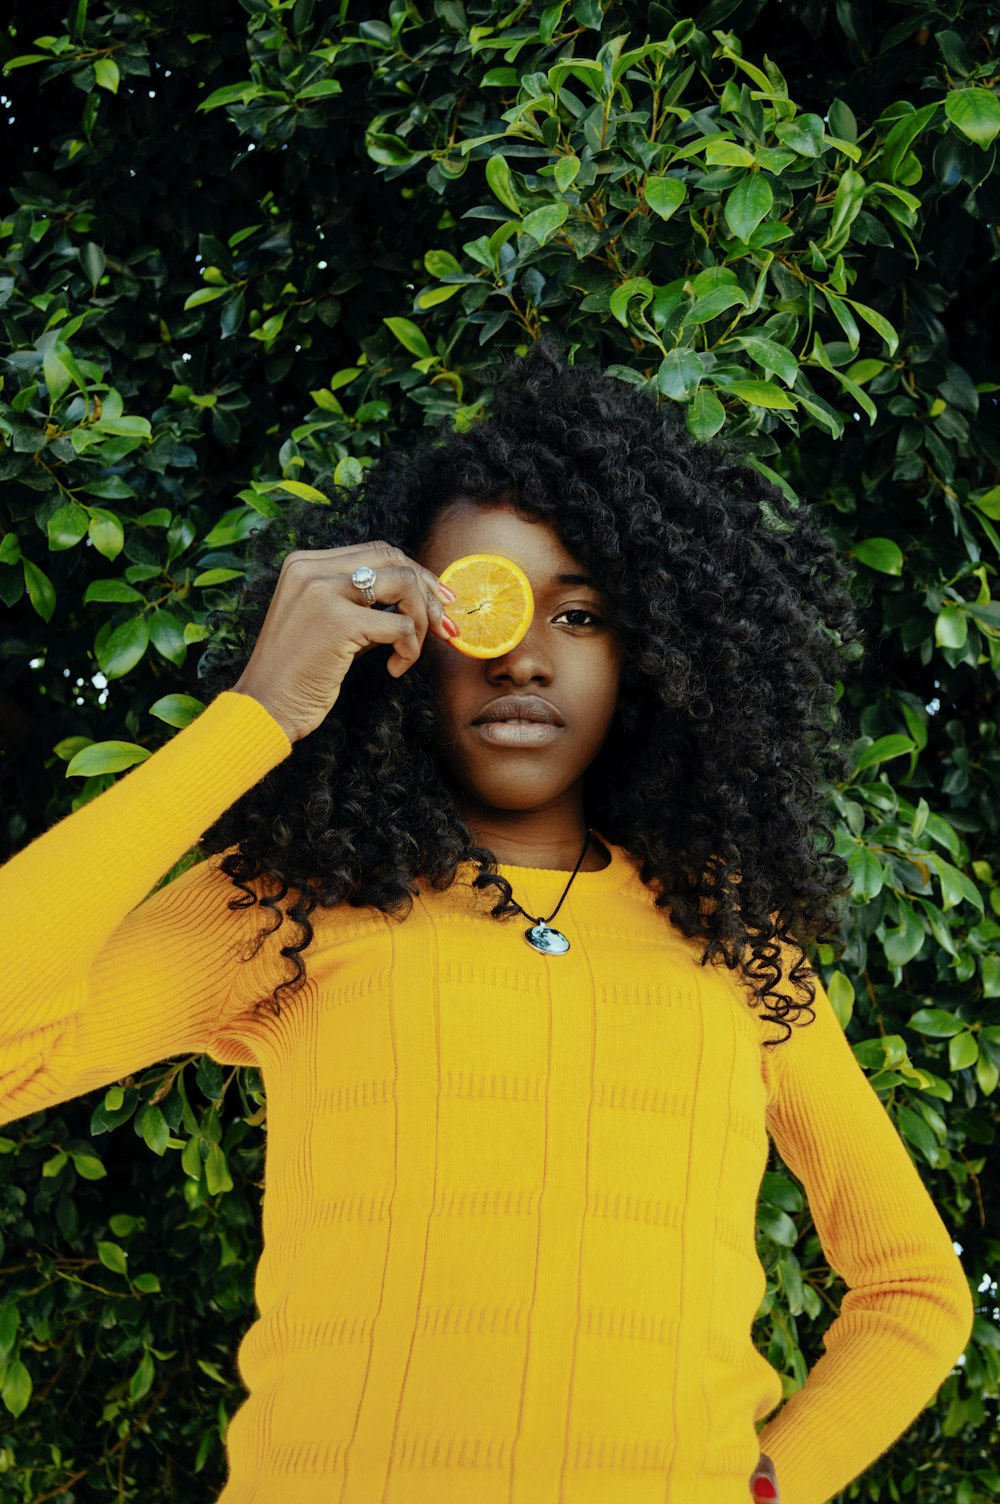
0, 340, 974, 1504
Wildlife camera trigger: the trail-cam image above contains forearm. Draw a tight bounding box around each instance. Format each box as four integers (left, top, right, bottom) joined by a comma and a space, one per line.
756, 1272, 973, 1504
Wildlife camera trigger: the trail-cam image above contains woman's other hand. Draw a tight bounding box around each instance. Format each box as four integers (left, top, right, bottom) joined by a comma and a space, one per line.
750, 1449, 779, 1499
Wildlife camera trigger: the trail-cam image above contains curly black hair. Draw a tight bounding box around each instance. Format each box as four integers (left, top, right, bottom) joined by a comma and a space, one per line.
196, 336, 868, 1048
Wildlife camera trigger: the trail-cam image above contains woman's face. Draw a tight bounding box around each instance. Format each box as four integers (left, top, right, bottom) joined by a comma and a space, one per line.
417, 498, 625, 817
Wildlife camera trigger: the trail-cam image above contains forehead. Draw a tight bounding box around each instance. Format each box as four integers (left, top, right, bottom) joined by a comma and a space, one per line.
421, 498, 586, 576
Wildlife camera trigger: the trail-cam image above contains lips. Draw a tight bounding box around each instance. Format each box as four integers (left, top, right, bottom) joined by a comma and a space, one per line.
471, 694, 564, 726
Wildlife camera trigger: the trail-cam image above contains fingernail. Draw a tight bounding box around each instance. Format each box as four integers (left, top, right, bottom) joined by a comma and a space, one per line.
438, 581, 457, 602
442, 614, 461, 638
752, 1478, 777, 1500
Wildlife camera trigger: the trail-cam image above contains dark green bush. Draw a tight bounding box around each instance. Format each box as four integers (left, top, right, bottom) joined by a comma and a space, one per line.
0, 1, 997, 1499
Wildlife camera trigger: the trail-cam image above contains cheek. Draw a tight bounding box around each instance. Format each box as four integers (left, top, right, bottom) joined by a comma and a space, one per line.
422, 639, 470, 712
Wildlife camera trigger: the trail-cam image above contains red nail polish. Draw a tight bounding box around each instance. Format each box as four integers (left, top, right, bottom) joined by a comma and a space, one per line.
442, 615, 461, 638
753, 1478, 777, 1500
439, 581, 457, 602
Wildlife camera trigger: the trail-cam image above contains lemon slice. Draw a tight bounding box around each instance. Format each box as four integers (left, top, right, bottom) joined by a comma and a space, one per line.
438, 553, 534, 659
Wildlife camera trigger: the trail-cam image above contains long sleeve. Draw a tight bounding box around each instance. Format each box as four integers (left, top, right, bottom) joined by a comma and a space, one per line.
0, 690, 292, 1126
755, 964, 975, 1504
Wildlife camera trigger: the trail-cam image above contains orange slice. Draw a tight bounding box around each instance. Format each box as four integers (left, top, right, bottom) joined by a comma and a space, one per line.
438, 553, 534, 659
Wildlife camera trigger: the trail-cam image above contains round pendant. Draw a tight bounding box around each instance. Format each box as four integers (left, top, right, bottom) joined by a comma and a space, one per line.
524, 923, 570, 955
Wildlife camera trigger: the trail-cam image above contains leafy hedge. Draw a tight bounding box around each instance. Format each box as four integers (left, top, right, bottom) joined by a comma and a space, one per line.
0, 1, 997, 1499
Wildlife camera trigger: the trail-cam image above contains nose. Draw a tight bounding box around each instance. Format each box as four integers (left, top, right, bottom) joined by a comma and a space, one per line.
485, 615, 552, 685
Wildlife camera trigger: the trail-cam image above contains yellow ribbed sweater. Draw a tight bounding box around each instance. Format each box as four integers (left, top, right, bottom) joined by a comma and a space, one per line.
0, 691, 974, 1504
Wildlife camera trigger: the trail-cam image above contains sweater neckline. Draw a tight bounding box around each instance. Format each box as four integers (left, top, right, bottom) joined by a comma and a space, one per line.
493, 831, 634, 887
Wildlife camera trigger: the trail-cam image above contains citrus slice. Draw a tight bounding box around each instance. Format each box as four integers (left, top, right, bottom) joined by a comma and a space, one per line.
438, 553, 534, 659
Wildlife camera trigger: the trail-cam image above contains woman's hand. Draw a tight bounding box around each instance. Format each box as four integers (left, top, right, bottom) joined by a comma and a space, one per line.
750, 1449, 779, 1500
229, 540, 458, 745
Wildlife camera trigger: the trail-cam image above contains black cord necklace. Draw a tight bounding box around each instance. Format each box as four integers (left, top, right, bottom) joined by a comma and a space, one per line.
508, 827, 593, 955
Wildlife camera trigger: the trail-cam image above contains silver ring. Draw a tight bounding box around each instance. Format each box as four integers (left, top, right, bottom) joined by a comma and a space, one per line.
351, 564, 377, 606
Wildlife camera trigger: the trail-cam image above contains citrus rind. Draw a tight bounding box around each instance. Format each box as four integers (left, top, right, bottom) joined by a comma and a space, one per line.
438, 552, 535, 659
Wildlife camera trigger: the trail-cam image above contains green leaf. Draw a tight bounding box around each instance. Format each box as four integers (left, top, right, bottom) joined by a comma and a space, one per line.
935, 605, 967, 649
706, 138, 756, 167
295, 79, 343, 99
133, 1272, 161, 1294
197, 81, 266, 113
851, 537, 904, 575
826, 971, 855, 1029
183, 286, 228, 310
271, 479, 329, 503
66, 739, 151, 777
43, 348, 72, 401
760, 1170, 803, 1213
94, 57, 119, 94
685, 286, 749, 324
365, 129, 420, 167
138, 1103, 169, 1155
897, 1104, 940, 1160
98, 1240, 128, 1276
847, 852, 885, 904
882, 901, 925, 967
81, 242, 105, 286
907, 1007, 966, 1038
416, 283, 463, 309
99, 614, 151, 680
485, 155, 522, 214
148, 694, 205, 728
71, 1152, 107, 1180
384, 316, 432, 358
826, 168, 865, 245
334, 456, 364, 489
970, 485, 1000, 519
129, 1351, 155, 1402
84, 577, 143, 601
656, 349, 702, 400
686, 388, 726, 440
609, 277, 655, 329
644, 176, 686, 221
843, 298, 899, 356
879, 102, 940, 181
854, 734, 916, 770
724, 174, 774, 243
930, 854, 984, 913
181, 1136, 203, 1178
1, 1360, 32, 1419
88, 509, 125, 561
828, 98, 857, 144
945, 88, 1000, 149
757, 1205, 798, 1246
735, 335, 798, 387
722, 379, 796, 410
554, 155, 581, 191
423, 249, 463, 278
949, 1031, 979, 1070
192, 567, 243, 586
522, 203, 569, 245
91, 414, 151, 438
205, 1141, 234, 1194
0, 1305, 19, 1361
775, 113, 825, 156
23, 558, 56, 622
48, 502, 90, 550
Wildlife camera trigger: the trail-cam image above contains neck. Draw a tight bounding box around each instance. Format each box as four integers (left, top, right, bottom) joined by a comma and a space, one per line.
458, 802, 608, 871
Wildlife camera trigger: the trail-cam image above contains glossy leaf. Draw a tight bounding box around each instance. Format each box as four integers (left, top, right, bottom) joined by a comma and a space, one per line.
724, 173, 773, 243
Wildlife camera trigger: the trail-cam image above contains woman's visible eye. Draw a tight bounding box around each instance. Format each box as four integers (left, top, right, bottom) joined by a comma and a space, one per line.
555, 609, 603, 627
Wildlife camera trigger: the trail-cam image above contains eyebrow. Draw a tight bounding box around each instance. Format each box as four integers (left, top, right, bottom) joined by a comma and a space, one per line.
552, 572, 601, 589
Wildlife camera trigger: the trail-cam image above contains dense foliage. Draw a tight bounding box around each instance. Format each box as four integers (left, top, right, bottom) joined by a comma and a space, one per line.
0, 1, 997, 1500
